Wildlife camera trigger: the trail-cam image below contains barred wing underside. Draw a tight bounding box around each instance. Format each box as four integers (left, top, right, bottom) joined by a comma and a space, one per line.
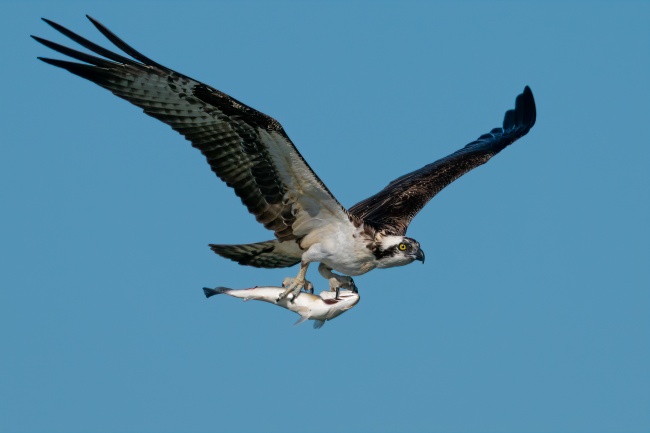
33, 16, 350, 242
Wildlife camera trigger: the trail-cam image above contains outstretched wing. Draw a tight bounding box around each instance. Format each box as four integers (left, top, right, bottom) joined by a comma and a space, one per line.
348, 87, 536, 235
33, 16, 350, 242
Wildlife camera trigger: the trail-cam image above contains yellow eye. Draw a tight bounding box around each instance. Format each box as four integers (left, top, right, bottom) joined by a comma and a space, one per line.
398, 243, 407, 251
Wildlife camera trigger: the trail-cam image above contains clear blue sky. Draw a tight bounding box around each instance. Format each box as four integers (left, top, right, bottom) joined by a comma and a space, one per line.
1, 1, 648, 432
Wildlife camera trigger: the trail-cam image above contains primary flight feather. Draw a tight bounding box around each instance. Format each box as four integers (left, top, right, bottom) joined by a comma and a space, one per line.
34, 16, 536, 299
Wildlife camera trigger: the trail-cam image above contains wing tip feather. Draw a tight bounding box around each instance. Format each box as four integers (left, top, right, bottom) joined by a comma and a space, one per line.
41, 17, 58, 27
84, 14, 168, 71
503, 85, 536, 131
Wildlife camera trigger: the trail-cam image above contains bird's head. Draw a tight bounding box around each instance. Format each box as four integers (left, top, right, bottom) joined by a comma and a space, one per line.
373, 235, 425, 268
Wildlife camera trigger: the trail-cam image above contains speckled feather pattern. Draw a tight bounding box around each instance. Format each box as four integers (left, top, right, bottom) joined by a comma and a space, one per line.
34, 16, 350, 244
34, 16, 536, 277
209, 240, 301, 268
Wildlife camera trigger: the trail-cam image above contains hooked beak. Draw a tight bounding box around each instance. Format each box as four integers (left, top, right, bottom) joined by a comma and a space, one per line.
415, 248, 425, 264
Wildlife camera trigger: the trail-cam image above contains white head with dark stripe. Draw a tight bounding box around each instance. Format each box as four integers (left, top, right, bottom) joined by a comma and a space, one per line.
373, 235, 425, 268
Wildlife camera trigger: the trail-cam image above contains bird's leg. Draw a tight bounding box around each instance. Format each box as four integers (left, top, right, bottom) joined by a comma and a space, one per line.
278, 261, 311, 302
318, 263, 358, 293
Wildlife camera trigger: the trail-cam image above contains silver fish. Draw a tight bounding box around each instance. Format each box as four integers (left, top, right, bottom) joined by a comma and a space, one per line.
203, 286, 360, 329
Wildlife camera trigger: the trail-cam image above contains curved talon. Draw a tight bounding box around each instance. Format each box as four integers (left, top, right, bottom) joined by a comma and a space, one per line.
277, 285, 296, 302
277, 277, 312, 302
349, 278, 358, 293
330, 275, 357, 293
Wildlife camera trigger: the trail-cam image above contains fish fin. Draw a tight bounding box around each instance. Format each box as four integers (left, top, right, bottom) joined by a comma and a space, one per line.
312, 320, 325, 329
293, 316, 309, 326
203, 287, 229, 298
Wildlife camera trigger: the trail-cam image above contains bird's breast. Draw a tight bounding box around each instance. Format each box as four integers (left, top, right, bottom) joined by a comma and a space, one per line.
319, 226, 377, 276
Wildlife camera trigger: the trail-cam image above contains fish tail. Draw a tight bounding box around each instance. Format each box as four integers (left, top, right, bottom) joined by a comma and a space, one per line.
203, 287, 229, 298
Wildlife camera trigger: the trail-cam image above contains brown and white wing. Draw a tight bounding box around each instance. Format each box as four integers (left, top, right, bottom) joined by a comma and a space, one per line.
33, 16, 350, 242
348, 87, 536, 236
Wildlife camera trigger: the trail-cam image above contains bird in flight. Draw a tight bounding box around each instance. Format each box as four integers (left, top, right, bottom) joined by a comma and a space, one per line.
34, 16, 536, 300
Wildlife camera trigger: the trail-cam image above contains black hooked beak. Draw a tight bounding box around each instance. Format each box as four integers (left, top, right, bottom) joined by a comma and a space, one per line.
415, 248, 425, 263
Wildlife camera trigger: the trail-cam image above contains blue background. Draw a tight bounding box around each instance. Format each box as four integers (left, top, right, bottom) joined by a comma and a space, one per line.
1, 1, 648, 432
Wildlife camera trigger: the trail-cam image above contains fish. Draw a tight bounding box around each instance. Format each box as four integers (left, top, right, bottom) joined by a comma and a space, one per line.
203, 286, 360, 329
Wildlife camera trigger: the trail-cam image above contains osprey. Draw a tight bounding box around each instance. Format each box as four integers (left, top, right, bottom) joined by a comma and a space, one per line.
34, 16, 536, 300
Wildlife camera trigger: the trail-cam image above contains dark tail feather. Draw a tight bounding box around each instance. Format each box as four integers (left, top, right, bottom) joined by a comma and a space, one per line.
209, 240, 300, 269
203, 287, 229, 298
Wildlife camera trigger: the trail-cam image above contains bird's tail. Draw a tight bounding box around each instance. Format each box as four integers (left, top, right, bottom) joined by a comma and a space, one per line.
209, 240, 301, 269
203, 287, 229, 298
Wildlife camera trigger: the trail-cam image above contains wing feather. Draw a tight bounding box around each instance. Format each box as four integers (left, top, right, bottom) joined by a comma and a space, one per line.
34, 17, 350, 241
209, 240, 302, 268
349, 87, 536, 235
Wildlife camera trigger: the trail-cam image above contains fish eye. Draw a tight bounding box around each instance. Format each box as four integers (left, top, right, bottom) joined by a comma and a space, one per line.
398, 243, 407, 251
